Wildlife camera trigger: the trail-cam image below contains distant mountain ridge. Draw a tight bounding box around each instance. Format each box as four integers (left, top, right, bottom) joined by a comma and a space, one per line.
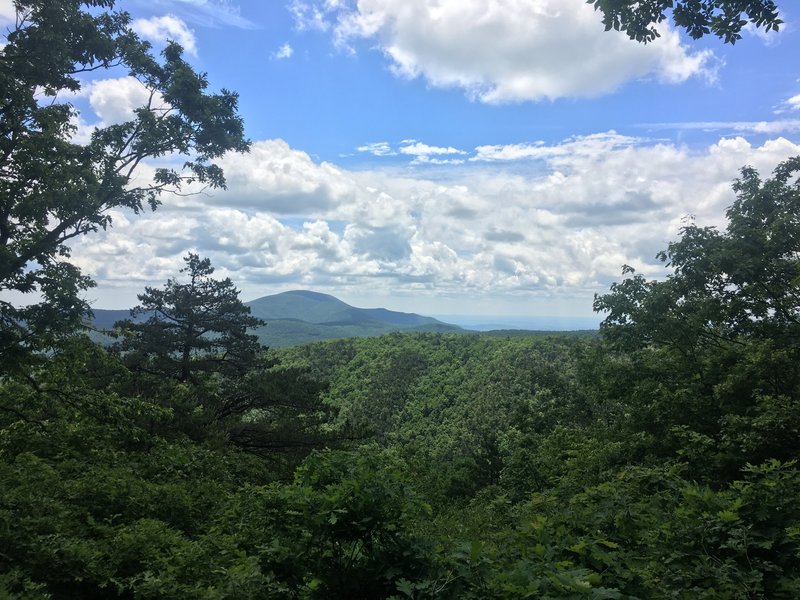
246, 290, 444, 327
90, 290, 462, 347
246, 290, 461, 346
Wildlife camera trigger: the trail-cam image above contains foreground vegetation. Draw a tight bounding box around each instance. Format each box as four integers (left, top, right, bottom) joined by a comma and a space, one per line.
2, 158, 800, 598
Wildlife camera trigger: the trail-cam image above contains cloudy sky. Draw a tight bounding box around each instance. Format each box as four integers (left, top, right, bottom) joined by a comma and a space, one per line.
4, 0, 800, 324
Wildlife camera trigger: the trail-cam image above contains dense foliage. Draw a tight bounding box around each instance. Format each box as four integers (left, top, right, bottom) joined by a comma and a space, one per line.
3, 314, 800, 597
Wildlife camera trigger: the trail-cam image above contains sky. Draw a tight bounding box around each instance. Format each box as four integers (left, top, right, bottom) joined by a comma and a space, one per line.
3, 0, 800, 325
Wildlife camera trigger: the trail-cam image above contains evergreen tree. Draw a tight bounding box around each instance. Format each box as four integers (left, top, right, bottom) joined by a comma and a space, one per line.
115, 253, 264, 382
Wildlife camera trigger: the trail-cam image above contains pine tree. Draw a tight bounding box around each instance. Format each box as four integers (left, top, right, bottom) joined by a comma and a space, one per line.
115, 253, 264, 382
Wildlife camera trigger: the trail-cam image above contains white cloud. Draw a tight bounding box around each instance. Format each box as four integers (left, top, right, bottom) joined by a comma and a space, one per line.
743, 21, 784, 46
471, 141, 545, 162
0, 0, 15, 23
67, 113, 97, 145
399, 142, 466, 156
399, 141, 467, 164
70, 133, 800, 316
298, 0, 715, 102
289, 0, 333, 31
215, 139, 394, 217
274, 43, 294, 59
356, 141, 467, 162
775, 94, 800, 114
357, 142, 396, 156
88, 77, 167, 126
472, 132, 637, 161
133, 15, 198, 57
45, 77, 169, 143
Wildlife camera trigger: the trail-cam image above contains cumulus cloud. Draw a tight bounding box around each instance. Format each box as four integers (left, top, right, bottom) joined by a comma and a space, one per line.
133, 15, 198, 56
346, 224, 413, 262
87, 77, 168, 126
274, 43, 294, 59
295, 0, 715, 102
70, 133, 800, 315
214, 139, 408, 220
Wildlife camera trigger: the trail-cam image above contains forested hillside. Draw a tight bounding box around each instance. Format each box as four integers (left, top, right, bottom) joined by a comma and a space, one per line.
2, 0, 798, 598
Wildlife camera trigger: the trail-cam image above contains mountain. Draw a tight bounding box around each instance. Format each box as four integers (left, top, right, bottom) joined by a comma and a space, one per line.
246, 291, 461, 347
247, 290, 443, 326
89, 309, 131, 330
90, 290, 462, 347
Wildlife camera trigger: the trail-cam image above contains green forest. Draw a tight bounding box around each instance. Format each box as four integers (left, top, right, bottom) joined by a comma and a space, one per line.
2, 1, 798, 598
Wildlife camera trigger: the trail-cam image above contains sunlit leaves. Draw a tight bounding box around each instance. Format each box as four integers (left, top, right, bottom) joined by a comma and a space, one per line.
587, 0, 782, 44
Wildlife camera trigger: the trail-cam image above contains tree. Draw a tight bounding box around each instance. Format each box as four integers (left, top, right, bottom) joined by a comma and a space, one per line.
595, 156, 800, 352
588, 0, 782, 44
114, 257, 335, 464
592, 156, 800, 479
115, 253, 264, 382
0, 0, 249, 368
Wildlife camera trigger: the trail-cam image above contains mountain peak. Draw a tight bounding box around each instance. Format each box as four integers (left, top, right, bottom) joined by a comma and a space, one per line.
245, 290, 449, 328
281, 290, 339, 301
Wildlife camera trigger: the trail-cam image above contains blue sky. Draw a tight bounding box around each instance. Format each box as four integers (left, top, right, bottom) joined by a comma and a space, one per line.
4, 0, 800, 323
